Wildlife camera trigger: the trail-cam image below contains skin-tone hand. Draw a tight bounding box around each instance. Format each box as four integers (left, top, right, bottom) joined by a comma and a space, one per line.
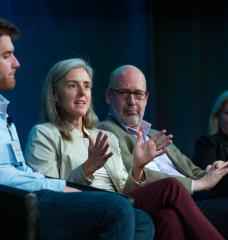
132, 129, 173, 182
64, 186, 82, 192
82, 131, 113, 179
194, 161, 228, 192
205, 160, 226, 172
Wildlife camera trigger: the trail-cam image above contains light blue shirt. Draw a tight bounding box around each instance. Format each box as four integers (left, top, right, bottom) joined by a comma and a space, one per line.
0, 94, 65, 192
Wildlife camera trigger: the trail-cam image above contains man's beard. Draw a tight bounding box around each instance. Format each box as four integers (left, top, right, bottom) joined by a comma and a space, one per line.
0, 76, 16, 89
122, 114, 142, 128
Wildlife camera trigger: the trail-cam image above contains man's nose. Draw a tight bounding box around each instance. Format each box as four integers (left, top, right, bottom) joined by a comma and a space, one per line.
12, 55, 20, 69
127, 94, 136, 104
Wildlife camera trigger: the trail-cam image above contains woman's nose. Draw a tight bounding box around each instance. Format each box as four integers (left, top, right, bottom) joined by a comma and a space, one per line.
77, 85, 86, 95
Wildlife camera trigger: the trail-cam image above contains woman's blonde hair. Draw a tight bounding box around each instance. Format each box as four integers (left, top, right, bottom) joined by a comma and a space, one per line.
209, 90, 228, 134
41, 58, 98, 140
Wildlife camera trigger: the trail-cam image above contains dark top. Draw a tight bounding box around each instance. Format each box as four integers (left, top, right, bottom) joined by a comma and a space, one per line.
193, 131, 228, 169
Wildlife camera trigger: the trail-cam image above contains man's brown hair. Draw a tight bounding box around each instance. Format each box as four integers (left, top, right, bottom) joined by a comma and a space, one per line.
0, 18, 20, 38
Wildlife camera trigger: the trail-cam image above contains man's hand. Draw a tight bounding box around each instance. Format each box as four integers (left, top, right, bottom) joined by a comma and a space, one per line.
194, 161, 228, 192
82, 131, 113, 179
132, 129, 173, 181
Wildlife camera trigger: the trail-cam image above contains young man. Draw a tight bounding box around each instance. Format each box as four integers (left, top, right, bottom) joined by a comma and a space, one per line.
98, 64, 228, 238
0, 18, 154, 240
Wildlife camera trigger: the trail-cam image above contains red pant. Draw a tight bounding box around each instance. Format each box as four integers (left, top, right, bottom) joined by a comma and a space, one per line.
127, 178, 224, 240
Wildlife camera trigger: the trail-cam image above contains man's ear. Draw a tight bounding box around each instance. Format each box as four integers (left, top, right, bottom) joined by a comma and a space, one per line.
105, 88, 111, 104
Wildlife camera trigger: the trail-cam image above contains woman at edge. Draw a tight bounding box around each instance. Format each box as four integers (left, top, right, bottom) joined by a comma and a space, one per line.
193, 90, 228, 197
193, 91, 228, 168
25, 58, 224, 240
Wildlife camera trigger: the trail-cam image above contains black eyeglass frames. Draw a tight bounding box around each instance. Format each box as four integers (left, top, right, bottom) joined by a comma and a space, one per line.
108, 88, 148, 100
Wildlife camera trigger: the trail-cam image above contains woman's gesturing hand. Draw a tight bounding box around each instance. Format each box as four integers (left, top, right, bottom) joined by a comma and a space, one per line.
82, 131, 113, 178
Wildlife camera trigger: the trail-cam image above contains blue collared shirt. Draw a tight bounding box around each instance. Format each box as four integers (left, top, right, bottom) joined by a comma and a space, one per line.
0, 95, 65, 192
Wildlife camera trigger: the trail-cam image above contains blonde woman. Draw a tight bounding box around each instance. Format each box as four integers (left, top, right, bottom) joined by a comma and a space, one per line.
194, 91, 228, 168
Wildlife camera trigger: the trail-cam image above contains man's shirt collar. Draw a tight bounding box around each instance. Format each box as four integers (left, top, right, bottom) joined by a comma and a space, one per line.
122, 120, 151, 136
0, 94, 9, 116
107, 111, 152, 141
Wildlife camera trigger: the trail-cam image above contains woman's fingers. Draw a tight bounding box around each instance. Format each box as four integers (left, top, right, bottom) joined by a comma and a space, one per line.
88, 132, 95, 147
104, 151, 113, 160
94, 130, 104, 147
90, 130, 111, 157
101, 143, 109, 155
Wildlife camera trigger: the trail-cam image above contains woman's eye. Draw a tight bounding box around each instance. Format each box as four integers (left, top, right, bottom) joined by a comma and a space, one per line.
68, 84, 76, 88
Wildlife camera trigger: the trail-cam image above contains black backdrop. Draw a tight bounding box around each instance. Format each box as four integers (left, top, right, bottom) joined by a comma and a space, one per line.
0, 0, 227, 158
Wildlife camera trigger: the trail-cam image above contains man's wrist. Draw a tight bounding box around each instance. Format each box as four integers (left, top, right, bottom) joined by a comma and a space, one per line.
132, 165, 144, 182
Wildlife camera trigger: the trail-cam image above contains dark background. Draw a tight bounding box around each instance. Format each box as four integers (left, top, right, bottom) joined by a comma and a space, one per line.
1, 0, 227, 158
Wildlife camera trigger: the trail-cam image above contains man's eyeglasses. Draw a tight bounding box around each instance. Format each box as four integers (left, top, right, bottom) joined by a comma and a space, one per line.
108, 88, 148, 100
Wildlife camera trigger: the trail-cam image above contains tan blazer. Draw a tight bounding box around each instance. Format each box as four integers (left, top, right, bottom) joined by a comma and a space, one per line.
25, 122, 146, 193
98, 117, 206, 194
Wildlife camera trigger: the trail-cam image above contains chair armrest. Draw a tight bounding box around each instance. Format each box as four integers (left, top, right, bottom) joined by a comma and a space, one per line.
0, 184, 39, 240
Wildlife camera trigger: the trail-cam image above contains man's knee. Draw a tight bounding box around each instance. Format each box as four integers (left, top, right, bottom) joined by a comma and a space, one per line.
155, 208, 178, 223
163, 177, 185, 190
